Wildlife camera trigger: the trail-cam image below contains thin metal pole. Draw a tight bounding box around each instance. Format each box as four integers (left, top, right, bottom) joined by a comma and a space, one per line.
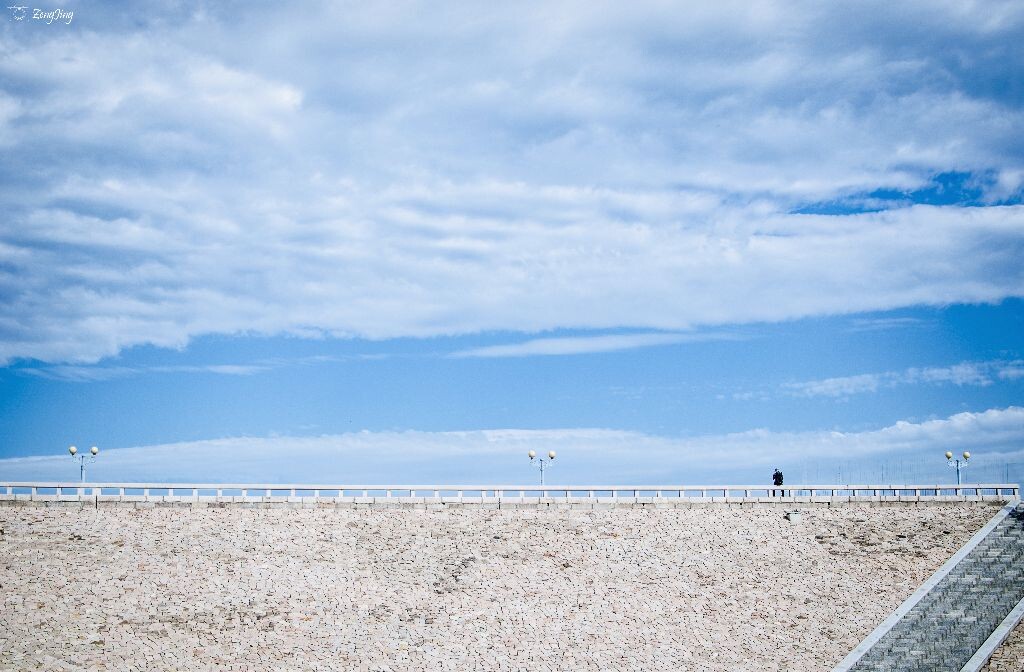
530, 456, 551, 485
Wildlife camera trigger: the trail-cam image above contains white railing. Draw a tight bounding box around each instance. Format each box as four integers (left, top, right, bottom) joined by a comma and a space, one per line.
0, 482, 1018, 503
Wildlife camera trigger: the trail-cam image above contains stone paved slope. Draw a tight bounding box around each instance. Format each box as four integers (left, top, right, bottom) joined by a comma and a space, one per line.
0, 504, 998, 671
847, 503, 1024, 672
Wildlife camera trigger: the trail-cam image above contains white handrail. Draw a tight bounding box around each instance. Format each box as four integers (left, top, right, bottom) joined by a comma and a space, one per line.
0, 481, 1017, 502
0, 482, 1015, 490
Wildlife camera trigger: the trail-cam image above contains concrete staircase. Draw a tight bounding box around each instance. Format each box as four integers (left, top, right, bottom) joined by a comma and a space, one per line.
837, 502, 1024, 672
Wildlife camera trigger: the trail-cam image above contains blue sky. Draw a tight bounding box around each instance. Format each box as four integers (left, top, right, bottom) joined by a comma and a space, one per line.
1, 1, 1022, 484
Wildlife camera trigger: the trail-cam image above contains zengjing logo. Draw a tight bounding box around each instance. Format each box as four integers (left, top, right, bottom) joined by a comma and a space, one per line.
6, 6, 74, 24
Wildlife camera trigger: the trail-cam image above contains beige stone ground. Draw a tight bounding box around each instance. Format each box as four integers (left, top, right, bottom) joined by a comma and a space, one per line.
985, 619, 1024, 672
0, 503, 1000, 671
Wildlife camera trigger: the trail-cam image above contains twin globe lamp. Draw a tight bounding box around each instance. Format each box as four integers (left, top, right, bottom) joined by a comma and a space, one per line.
945, 450, 970, 485
69, 444, 99, 482
527, 449, 556, 485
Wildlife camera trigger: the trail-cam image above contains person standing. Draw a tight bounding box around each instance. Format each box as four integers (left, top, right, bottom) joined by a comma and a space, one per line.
771, 468, 784, 496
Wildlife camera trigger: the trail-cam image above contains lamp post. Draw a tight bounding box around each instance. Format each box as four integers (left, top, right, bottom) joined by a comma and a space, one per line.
945, 450, 970, 485
69, 445, 98, 482
528, 450, 556, 485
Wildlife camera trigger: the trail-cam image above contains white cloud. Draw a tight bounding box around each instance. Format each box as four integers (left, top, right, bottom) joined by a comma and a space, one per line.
911, 363, 992, 386
999, 363, 1024, 380
1, 407, 1022, 484
781, 360, 1023, 398
19, 363, 268, 382
449, 331, 737, 358
1, 2, 1023, 363
847, 317, 928, 332
784, 373, 884, 398
3, 195, 1022, 365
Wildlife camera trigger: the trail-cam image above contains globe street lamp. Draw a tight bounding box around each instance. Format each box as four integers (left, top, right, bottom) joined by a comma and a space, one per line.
69, 445, 98, 482
528, 450, 556, 485
945, 450, 970, 485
